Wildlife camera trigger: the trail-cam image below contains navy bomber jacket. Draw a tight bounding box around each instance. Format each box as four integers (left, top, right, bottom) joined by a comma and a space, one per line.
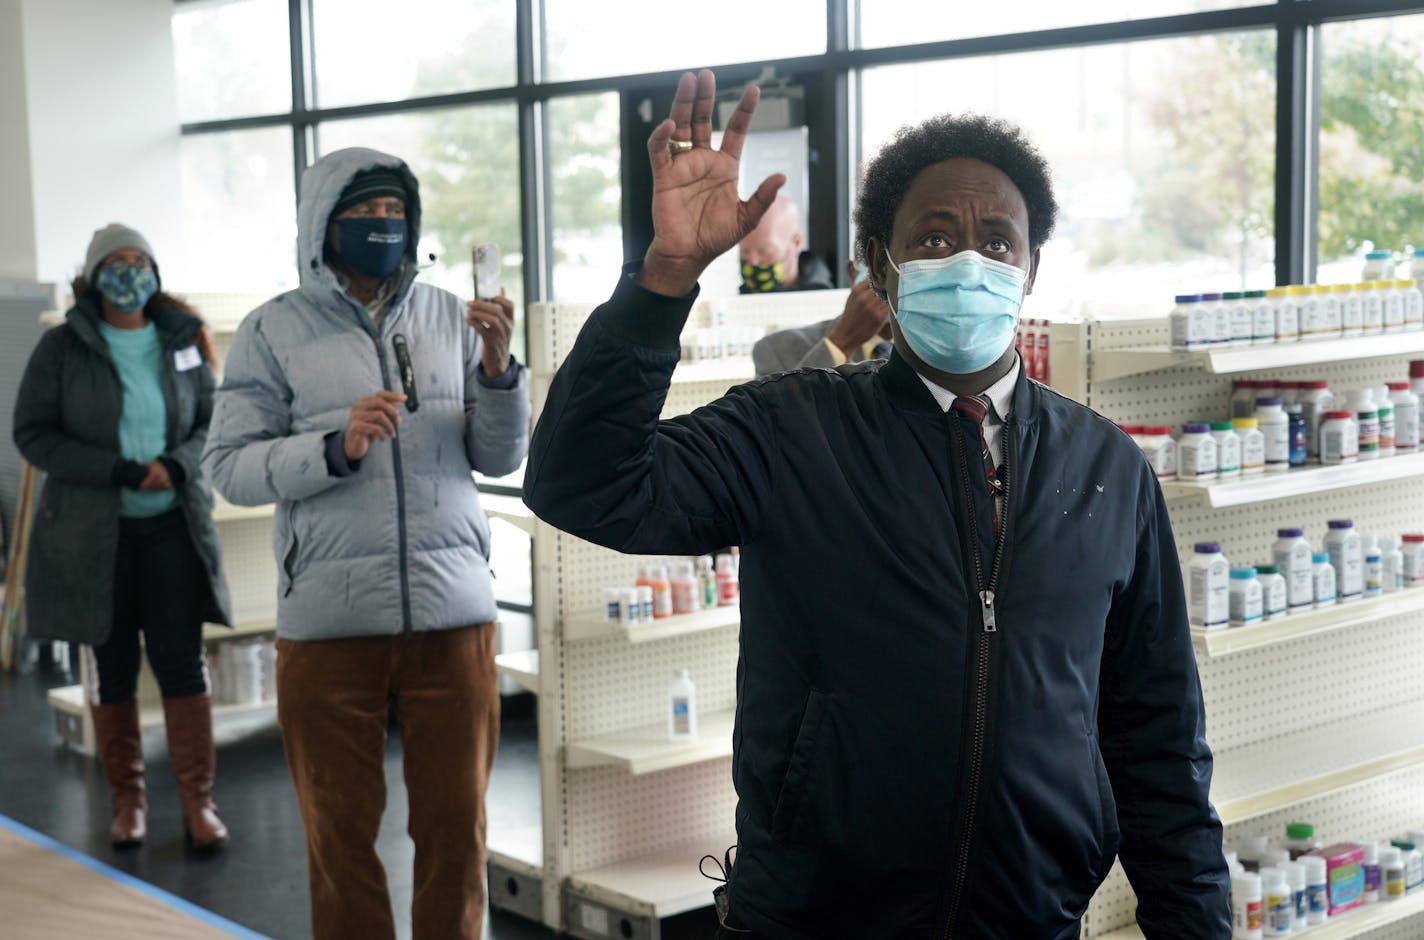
524, 270, 1231, 939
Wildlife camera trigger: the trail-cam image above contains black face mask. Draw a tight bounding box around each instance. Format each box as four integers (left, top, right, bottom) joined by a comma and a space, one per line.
335, 217, 407, 279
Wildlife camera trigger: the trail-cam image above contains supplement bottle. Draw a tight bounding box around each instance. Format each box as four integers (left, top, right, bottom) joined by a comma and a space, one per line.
1375, 385, 1396, 457
1273, 529, 1314, 613
1139, 426, 1177, 479
1260, 867, 1293, 937
1292, 286, 1319, 340
1247, 290, 1274, 344
1401, 278, 1424, 330
669, 561, 700, 615
1235, 417, 1266, 474
1179, 423, 1218, 482
1362, 282, 1385, 334
1224, 291, 1252, 345
1363, 249, 1395, 282
1229, 568, 1263, 627
1282, 860, 1308, 925
1286, 404, 1307, 467
1255, 398, 1290, 473
1312, 553, 1337, 607
1363, 535, 1383, 600
1319, 411, 1358, 465
1188, 543, 1230, 630
715, 553, 739, 607
1170, 294, 1206, 350
1200, 292, 1228, 344
1233, 871, 1264, 939
1402, 534, 1424, 587
667, 668, 698, 741
1352, 388, 1380, 461
1238, 835, 1270, 872
1297, 381, 1334, 460
1387, 381, 1420, 451
1341, 283, 1364, 335
1268, 287, 1299, 342
1321, 285, 1345, 339
638, 565, 673, 619
1211, 421, 1242, 478
1325, 520, 1364, 603
1303, 856, 1329, 924
1384, 280, 1407, 332
1361, 840, 1380, 903
1380, 846, 1406, 900
1381, 537, 1404, 593
696, 555, 717, 609
1412, 360, 1424, 400
1231, 380, 1261, 419
1412, 247, 1424, 283
1255, 565, 1287, 621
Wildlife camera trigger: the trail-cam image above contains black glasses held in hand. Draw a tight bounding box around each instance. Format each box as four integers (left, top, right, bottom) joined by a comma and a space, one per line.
392, 333, 419, 412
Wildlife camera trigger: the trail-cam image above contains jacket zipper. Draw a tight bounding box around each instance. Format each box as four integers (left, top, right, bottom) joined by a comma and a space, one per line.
373, 335, 414, 633
942, 415, 1014, 939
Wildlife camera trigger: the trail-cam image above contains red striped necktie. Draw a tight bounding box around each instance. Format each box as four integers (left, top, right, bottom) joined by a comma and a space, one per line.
950, 394, 1002, 534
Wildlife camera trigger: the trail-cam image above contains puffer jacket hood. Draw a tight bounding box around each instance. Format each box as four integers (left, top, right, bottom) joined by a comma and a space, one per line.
297, 147, 424, 315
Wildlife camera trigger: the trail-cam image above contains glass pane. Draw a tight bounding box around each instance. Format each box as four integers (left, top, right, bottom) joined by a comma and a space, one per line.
175, 128, 297, 292
859, 32, 1276, 316
1318, 14, 1424, 283
860, 0, 1262, 49
311, 0, 515, 108
172, 0, 290, 122
316, 105, 525, 360
543, 0, 825, 81
549, 94, 624, 302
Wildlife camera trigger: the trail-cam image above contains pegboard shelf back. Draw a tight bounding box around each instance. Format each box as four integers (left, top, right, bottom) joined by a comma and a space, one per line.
564, 605, 740, 644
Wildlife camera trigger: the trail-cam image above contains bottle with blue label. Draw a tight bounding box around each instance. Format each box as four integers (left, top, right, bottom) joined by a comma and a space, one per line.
1229, 569, 1264, 627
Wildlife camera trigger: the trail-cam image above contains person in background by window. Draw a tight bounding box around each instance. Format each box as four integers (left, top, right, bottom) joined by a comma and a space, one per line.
204, 148, 530, 940
751, 259, 894, 376
13, 224, 234, 854
737, 194, 833, 293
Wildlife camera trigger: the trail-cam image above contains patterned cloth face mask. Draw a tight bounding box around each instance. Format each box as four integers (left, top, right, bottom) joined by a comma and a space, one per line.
96, 262, 159, 313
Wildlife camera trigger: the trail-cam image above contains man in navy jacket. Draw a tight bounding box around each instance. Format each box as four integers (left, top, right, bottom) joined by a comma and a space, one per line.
524, 69, 1229, 939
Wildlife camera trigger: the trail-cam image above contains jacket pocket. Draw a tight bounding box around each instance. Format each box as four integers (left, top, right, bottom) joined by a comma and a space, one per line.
1087, 731, 1121, 880
771, 690, 827, 846
280, 502, 301, 595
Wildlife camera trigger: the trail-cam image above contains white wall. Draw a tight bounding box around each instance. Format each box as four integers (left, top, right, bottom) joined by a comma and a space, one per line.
0, 0, 180, 285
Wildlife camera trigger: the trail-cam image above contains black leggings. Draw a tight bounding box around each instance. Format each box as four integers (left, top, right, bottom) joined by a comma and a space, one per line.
89, 509, 210, 704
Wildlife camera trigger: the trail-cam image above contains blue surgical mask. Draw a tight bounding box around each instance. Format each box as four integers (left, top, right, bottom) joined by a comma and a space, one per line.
884, 249, 1027, 375
95, 263, 159, 313
336, 217, 407, 279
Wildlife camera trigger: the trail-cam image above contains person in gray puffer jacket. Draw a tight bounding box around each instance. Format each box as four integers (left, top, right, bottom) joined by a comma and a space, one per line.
203, 147, 530, 940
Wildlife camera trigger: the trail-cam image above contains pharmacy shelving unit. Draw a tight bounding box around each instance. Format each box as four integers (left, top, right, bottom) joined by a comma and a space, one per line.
493, 289, 877, 938
1077, 315, 1424, 938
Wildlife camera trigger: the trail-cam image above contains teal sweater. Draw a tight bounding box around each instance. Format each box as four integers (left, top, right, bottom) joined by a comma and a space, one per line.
99, 321, 175, 518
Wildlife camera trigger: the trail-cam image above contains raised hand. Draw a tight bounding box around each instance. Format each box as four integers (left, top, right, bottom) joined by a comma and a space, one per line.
465, 289, 515, 379
639, 69, 787, 298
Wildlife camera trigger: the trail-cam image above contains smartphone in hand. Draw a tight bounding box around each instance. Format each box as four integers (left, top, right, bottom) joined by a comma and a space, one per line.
473, 244, 501, 301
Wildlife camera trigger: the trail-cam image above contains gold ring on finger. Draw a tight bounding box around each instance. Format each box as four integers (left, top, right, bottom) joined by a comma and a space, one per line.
668, 139, 694, 155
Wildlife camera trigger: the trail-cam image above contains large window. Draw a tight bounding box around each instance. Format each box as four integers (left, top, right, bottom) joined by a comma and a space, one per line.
548, 94, 623, 302
860, 31, 1277, 314
172, 0, 290, 122
1317, 13, 1424, 284
310, 0, 515, 108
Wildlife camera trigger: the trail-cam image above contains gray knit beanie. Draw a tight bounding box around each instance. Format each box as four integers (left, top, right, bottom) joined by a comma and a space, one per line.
84, 223, 157, 283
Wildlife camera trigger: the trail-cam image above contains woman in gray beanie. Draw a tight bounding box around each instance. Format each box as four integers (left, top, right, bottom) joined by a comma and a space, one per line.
12, 223, 234, 852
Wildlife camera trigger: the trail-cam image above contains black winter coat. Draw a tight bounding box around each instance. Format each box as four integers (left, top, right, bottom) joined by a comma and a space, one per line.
524, 273, 1230, 939
13, 293, 232, 645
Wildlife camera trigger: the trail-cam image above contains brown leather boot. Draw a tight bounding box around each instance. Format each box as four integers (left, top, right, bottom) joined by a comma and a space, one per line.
89, 699, 147, 847
161, 693, 228, 852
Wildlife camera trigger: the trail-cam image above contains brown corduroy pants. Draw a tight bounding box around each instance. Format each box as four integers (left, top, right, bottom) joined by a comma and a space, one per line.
276, 623, 500, 940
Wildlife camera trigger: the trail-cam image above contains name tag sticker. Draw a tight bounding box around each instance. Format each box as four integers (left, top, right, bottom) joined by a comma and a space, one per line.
174, 345, 203, 372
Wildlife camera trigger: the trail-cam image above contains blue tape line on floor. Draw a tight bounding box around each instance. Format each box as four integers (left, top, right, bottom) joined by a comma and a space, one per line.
0, 813, 271, 939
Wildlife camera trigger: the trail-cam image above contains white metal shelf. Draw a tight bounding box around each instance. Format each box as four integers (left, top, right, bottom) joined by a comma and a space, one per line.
564, 605, 740, 644
1211, 700, 1424, 825
671, 359, 754, 385
1192, 589, 1424, 658
489, 825, 544, 873
203, 617, 276, 642
1092, 331, 1424, 382
1162, 452, 1424, 507
1097, 889, 1424, 940
495, 650, 539, 694
565, 831, 736, 920
482, 494, 537, 537
47, 684, 277, 752
566, 709, 734, 775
